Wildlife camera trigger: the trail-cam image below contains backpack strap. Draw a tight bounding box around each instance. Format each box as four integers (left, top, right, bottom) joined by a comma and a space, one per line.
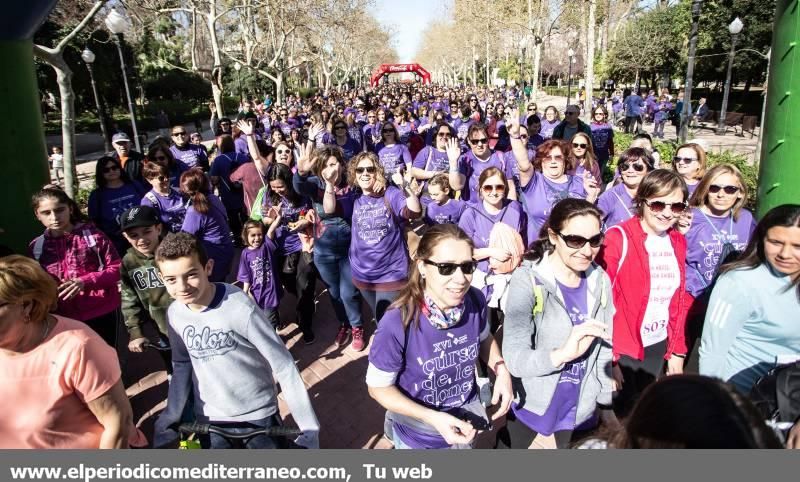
528, 270, 545, 316
32, 235, 45, 261
144, 191, 159, 206
606, 225, 628, 288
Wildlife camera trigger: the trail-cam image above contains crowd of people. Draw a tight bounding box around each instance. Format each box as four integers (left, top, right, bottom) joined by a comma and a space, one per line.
3, 81, 799, 450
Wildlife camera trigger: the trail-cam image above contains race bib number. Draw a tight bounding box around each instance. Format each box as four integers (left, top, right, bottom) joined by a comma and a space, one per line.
640, 318, 668, 347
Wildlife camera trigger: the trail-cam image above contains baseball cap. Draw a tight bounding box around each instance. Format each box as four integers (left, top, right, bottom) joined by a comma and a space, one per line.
120, 206, 161, 232
112, 132, 131, 144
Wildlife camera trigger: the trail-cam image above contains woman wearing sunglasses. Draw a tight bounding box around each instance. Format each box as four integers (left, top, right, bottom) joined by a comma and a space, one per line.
596, 169, 690, 416
678, 164, 755, 368
567, 132, 601, 182
367, 224, 512, 449
671, 143, 707, 196
331, 152, 421, 325
459, 123, 515, 203
88, 156, 146, 255
699, 204, 800, 394
147, 144, 189, 189
410, 122, 465, 193
328, 119, 362, 161
393, 107, 417, 146
140, 161, 188, 233
589, 106, 614, 174
596, 148, 654, 230
508, 119, 601, 246
498, 199, 617, 449
374, 121, 413, 179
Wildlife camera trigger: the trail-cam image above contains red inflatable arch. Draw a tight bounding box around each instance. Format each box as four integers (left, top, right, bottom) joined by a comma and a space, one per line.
370, 63, 431, 87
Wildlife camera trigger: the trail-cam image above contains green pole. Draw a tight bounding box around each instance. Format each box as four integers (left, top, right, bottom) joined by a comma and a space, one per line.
757, 0, 800, 218
0, 40, 50, 253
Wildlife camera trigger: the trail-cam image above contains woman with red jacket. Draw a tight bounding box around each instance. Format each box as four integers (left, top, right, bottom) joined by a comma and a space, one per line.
596, 169, 690, 416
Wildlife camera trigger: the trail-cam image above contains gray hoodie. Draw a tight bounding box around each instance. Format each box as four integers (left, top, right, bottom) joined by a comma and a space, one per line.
503, 252, 615, 426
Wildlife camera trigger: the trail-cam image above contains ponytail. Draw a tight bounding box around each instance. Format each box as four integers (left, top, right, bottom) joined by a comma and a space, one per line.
179, 168, 211, 215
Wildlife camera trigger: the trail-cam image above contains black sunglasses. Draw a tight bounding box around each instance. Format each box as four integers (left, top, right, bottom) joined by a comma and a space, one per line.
556, 231, 604, 249
422, 259, 477, 276
355, 166, 376, 174
470, 138, 488, 146
672, 156, 697, 164
709, 184, 740, 195
172, 131, 187, 136
572, 142, 588, 149
619, 161, 647, 172
382, 129, 394, 134
103, 165, 120, 173
644, 199, 688, 214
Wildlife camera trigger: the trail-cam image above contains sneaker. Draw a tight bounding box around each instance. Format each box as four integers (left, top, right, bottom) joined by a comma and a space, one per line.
334, 325, 351, 347
351, 327, 366, 352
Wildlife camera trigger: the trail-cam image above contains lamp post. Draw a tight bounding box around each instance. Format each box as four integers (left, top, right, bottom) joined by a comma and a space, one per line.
104, 7, 141, 153
716, 17, 744, 135
81, 48, 112, 153
566, 48, 575, 110
234, 62, 242, 100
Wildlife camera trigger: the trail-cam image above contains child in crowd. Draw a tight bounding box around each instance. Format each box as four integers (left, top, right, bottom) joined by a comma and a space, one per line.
153, 232, 319, 449
119, 205, 173, 372
237, 219, 282, 329
423, 174, 466, 226
49, 146, 64, 185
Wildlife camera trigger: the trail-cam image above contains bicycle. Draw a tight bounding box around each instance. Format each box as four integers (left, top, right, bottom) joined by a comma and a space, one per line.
177, 421, 304, 449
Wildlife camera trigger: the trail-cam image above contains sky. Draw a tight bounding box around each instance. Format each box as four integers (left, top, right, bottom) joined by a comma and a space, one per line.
371, 0, 451, 63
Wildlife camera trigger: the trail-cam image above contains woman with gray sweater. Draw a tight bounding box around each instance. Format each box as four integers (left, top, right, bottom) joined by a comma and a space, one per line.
497, 198, 618, 449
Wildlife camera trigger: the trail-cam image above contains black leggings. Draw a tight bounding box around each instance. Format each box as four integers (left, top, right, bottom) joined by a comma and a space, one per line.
613, 340, 667, 418
495, 409, 575, 449
277, 251, 317, 337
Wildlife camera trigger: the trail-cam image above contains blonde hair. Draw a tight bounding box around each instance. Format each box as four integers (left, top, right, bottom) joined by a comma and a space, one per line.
0, 255, 57, 325
673, 143, 707, 180
347, 151, 387, 193
569, 132, 598, 175
689, 163, 749, 221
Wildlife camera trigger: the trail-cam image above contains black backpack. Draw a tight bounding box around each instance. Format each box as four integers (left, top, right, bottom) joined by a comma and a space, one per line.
749, 361, 800, 424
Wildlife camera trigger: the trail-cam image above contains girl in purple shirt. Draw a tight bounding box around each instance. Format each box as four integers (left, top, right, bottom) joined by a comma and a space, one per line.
140, 161, 188, 233
366, 224, 512, 449
423, 174, 467, 226
540, 106, 561, 139
237, 219, 282, 328
596, 147, 654, 230
567, 132, 602, 182
589, 105, 615, 174
375, 122, 412, 178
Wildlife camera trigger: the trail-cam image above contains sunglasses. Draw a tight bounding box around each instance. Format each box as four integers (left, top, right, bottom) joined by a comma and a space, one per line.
154, 155, 168, 162
335, 125, 347, 130
470, 138, 489, 146
527, 107, 536, 111
469, 99, 478, 102
437, 132, 452, 137
673, 156, 697, 164
422, 259, 477, 276
620, 161, 647, 172
276, 149, 291, 154
544, 154, 565, 162
382, 129, 394, 134
572, 143, 588, 149
482, 184, 506, 194
355, 166, 376, 174
565, 111, 578, 116
709, 184, 740, 195
594, 111, 605, 116
172, 132, 187, 137
152, 175, 169, 183
644, 199, 688, 214
556, 231, 604, 249
103, 165, 120, 173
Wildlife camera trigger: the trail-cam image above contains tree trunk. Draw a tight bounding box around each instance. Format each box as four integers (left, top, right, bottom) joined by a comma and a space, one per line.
56, 65, 78, 198
275, 71, 285, 104
211, 81, 223, 121
585, 0, 596, 122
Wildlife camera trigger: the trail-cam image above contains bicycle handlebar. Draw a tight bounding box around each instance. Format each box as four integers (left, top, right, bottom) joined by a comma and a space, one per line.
177, 422, 304, 439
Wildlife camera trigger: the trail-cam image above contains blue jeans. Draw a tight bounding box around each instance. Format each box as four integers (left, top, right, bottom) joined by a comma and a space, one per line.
314, 252, 363, 328
201, 415, 284, 449
359, 289, 400, 323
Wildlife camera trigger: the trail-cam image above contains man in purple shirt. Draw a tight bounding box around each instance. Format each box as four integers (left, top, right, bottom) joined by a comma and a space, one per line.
170, 125, 209, 171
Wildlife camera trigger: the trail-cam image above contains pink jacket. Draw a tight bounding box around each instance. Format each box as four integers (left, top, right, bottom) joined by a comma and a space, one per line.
29, 223, 121, 321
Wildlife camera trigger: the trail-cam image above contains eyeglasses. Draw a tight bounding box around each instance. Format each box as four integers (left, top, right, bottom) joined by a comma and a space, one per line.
556, 231, 604, 249
619, 161, 646, 172
355, 166, 376, 174
643, 199, 688, 214
276, 149, 291, 154
594, 112, 605, 116
709, 184, 740, 195
172, 132, 187, 137
151, 175, 169, 183
469, 138, 488, 146
481, 184, 506, 194
422, 259, 477, 276
437, 132, 452, 138
672, 156, 698, 164
382, 129, 394, 134
565, 111, 578, 116
572, 142, 588, 149
103, 165, 120, 173
543, 154, 565, 162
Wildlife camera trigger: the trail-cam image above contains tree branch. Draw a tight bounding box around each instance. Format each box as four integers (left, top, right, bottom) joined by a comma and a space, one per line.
54, 0, 106, 53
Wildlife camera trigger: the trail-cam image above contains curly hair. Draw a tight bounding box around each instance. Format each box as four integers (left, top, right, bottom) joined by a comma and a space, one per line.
347, 151, 387, 193
0, 255, 58, 326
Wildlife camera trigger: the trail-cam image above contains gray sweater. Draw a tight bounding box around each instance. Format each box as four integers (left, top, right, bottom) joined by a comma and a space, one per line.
164, 283, 319, 444
503, 253, 615, 425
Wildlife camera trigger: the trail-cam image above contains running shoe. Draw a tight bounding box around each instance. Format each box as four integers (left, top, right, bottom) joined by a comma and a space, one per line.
351, 327, 366, 352
334, 325, 351, 347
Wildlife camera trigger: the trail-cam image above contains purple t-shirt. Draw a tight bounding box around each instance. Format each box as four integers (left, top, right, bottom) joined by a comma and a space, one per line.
88, 183, 144, 238
396, 122, 415, 145
590, 122, 614, 164
170, 144, 209, 170
686, 181, 700, 197
458, 200, 526, 273
519, 173, 587, 244
423, 198, 467, 226
233, 136, 251, 157
412, 146, 450, 173
684, 208, 755, 297
209, 152, 249, 210
503, 148, 535, 188
376, 143, 412, 176
459, 151, 506, 203
236, 237, 281, 310
513, 277, 591, 435
540, 119, 560, 139
527, 134, 545, 150
452, 118, 473, 149
349, 187, 408, 284
369, 289, 488, 449
262, 194, 312, 256
328, 136, 363, 161
141, 188, 188, 233
181, 194, 234, 281
596, 183, 635, 230
363, 124, 381, 152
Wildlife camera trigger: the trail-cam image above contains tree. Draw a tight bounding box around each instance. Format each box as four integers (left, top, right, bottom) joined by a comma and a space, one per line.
34, 0, 106, 198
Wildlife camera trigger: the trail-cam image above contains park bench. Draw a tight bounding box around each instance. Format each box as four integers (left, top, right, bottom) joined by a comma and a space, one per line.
697, 110, 757, 137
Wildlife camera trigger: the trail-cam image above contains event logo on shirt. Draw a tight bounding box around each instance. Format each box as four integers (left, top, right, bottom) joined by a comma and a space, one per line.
700, 232, 747, 281
355, 203, 391, 245
419, 338, 478, 407
249, 255, 271, 287
182, 325, 238, 359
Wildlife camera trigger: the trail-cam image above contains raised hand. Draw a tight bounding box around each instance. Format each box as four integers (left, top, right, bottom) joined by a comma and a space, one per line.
583, 172, 600, 201
446, 137, 461, 166
321, 164, 339, 186
296, 142, 314, 174
236, 119, 254, 136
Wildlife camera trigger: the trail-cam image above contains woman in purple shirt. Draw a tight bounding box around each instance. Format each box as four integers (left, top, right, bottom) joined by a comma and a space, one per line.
140, 161, 188, 233
596, 147, 654, 230
567, 132, 602, 182
677, 163, 756, 368
498, 198, 617, 448
327, 119, 363, 161
459, 123, 515, 203
366, 224, 512, 449
410, 122, 466, 193
375, 122, 412, 179
589, 105, 614, 174
540, 106, 561, 139
87, 156, 145, 255
328, 152, 421, 326
672, 143, 707, 197
394, 107, 416, 146
179, 168, 234, 282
